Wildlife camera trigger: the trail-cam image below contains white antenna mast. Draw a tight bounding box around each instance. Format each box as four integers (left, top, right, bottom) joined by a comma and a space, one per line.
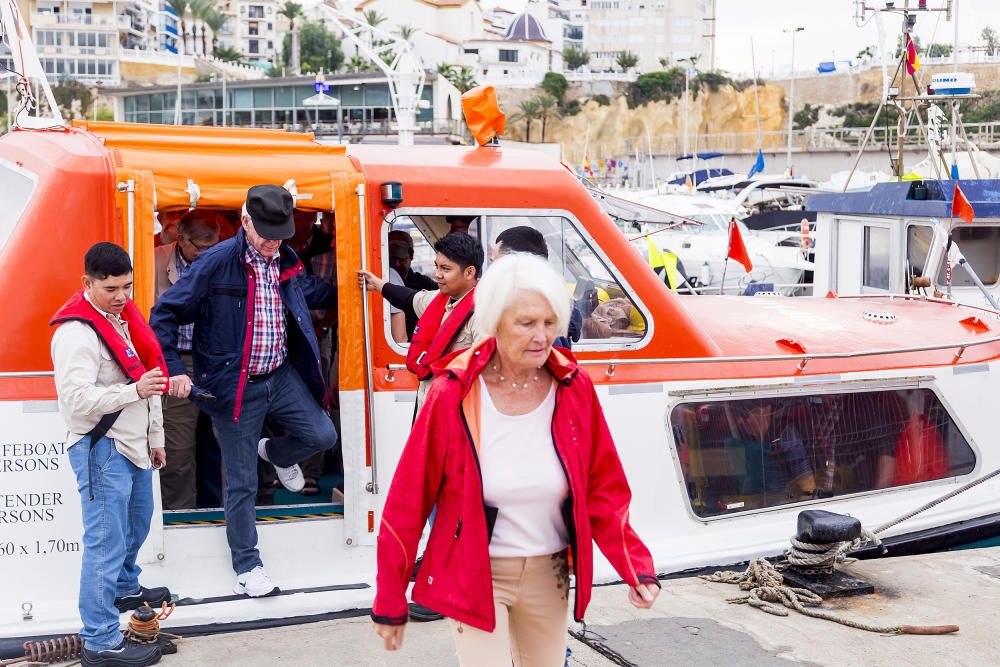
0, 0, 64, 129
316, 2, 426, 146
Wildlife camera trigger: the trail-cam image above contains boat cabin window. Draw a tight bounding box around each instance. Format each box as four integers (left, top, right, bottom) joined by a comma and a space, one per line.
906, 224, 933, 290
385, 213, 647, 345
936, 225, 1000, 288
862, 226, 891, 291
0, 160, 37, 253
670, 388, 975, 519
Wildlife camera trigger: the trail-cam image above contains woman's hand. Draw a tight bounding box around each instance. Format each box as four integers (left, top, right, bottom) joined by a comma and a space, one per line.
373, 622, 405, 651
628, 582, 660, 609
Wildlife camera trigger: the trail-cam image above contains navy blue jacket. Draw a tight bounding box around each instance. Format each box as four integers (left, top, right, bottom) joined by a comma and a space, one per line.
150, 229, 337, 422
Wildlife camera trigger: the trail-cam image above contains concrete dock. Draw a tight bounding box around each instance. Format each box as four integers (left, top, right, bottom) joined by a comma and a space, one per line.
168, 546, 1000, 666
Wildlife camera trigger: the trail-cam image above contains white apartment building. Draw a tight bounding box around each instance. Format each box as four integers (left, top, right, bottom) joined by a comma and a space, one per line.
232, 0, 280, 67
27, 0, 159, 86
585, 0, 715, 72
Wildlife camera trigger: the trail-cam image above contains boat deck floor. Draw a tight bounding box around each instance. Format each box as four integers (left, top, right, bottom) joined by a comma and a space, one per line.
170, 545, 1000, 665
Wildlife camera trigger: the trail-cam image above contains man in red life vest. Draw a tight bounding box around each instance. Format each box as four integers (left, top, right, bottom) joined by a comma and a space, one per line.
50, 243, 180, 667
358, 233, 483, 411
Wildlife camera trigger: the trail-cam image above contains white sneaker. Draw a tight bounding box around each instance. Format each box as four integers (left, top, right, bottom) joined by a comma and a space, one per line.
257, 438, 305, 493
234, 566, 280, 598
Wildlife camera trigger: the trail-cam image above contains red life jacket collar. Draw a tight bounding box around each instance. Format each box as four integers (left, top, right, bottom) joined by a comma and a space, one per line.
405, 289, 476, 381
50, 290, 169, 386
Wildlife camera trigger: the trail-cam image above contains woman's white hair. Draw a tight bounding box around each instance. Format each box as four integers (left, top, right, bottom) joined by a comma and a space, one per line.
474, 253, 570, 340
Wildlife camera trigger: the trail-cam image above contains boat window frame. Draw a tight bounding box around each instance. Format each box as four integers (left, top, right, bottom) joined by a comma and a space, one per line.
663, 376, 980, 524
861, 222, 893, 293
905, 221, 935, 293
376, 206, 655, 355
935, 220, 1000, 290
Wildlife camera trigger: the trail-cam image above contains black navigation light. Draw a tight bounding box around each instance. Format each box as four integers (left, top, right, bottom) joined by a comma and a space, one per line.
381, 182, 403, 208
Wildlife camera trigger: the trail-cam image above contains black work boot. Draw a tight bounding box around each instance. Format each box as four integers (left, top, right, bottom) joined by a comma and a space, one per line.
114, 586, 172, 613
82, 638, 161, 667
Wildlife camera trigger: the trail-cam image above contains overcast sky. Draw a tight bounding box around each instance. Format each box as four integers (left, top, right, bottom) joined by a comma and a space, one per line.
496, 0, 998, 76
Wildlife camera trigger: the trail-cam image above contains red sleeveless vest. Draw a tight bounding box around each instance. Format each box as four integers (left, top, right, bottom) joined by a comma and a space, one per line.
50, 290, 169, 388
405, 290, 475, 381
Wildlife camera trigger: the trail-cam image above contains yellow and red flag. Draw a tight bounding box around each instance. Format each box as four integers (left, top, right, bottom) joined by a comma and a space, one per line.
582, 157, 595, 178
905, 35, 921, 75
953, 183, 975, 223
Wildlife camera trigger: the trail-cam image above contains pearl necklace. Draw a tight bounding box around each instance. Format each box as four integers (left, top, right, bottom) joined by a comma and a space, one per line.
491, 364, 539, 390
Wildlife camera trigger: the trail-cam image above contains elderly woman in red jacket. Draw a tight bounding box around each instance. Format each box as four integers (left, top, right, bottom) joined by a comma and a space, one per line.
371, 253, 660, 666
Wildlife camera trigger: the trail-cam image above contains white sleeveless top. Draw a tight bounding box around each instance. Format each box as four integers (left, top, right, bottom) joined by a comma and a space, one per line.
479, 377, 569, 558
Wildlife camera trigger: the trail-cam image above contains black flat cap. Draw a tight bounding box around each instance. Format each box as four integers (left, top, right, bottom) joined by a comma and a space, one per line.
246, 184, 294, 240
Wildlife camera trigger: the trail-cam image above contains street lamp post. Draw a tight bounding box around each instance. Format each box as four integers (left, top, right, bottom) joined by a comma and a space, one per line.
678, 56, 697, 158
784, 26, 804, 174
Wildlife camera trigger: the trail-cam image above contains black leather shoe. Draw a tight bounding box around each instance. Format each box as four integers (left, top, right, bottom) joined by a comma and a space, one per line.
82, 638, 161, 667
408, 601, 443, 622
114, 586, 172, 613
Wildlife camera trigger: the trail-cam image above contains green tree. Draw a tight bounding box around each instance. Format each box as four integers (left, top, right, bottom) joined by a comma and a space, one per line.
215, 46, 244, 64
628, 68, 685, 107
363, 9, 387, 29
396, 24, 418, 41
855, 45, 874, 60
793, 102, 819, 130
513, 98, 540, 142
562, 47, 590, 71
52, 80, 93, 118
982, 27, 999, 56
346, 55, 369, 73
204, 9, 227, 57
535, 93, 560, 142
289, 21, 345, 74
189, 0, 212, 56
279, 1, 303, 74
436, 62, 454, 78
541, 71, 568, 102
926, 43, 953, 58
445, 65, 478, 93
615, 51, 639, 72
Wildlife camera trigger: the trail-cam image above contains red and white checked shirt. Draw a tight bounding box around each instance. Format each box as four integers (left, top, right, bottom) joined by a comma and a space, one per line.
245, 245, 287, 374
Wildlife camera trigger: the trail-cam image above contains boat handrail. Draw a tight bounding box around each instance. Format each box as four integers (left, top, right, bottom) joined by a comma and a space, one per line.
0, 371, 54, 378
383, 331, 1000, 377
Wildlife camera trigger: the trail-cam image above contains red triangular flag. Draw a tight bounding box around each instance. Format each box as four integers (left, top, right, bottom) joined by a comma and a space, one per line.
727, 218, 753, 272
953, 183, 975, 224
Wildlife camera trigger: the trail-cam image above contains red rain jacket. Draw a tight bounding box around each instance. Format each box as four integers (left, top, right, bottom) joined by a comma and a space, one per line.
371, 338, 658, 631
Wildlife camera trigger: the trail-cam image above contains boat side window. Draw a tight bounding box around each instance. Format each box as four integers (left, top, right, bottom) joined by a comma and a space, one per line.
0, 160, 37, 255
936, 225, 1000, 288
862, 226, 891, 291
670, 388, 975, 519
481, 215, 647, 343
906, 224, 933, 291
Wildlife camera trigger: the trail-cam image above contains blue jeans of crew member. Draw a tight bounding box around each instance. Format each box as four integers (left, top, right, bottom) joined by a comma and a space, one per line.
212, 364, 338, 575
67, 436, 153, 652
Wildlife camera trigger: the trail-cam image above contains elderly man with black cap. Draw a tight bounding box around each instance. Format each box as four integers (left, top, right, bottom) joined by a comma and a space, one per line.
151, 185, 338, 597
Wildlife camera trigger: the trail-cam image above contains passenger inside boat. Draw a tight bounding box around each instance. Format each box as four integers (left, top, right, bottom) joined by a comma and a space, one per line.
382, 212, 647, 345
151, 206, 345, 517
671, 388, 976, 518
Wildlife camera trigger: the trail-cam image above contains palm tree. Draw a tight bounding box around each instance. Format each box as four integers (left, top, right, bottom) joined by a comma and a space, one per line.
279, 1, 303, 75
436, 62, 455, 78
514, 98, 540, 142
535, 94, 560, 142
215, 46, 245, 65
189, 0, 212, 56
204, 9, 227, 58
615, 51, 639, 72
163, 0, 190, 55
396, 24, 418, 41
362, 9, 386, 29
446, 65, 477, 93
347, 55, 368, 73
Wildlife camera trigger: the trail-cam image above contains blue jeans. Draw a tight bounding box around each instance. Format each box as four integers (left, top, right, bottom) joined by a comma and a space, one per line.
67, 436, 153, 652
212, 364, 337, 575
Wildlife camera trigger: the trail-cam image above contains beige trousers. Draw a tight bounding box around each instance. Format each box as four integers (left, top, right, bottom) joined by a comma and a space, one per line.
450, 551, 570, 667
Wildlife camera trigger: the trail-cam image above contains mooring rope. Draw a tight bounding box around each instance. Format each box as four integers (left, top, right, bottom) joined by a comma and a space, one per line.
701, 558, 958, 635
785, 528, 884, 571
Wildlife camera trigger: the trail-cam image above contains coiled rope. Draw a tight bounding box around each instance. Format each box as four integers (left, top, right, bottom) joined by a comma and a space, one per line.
701, 558, 958, 635
785, 528, 884, 572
